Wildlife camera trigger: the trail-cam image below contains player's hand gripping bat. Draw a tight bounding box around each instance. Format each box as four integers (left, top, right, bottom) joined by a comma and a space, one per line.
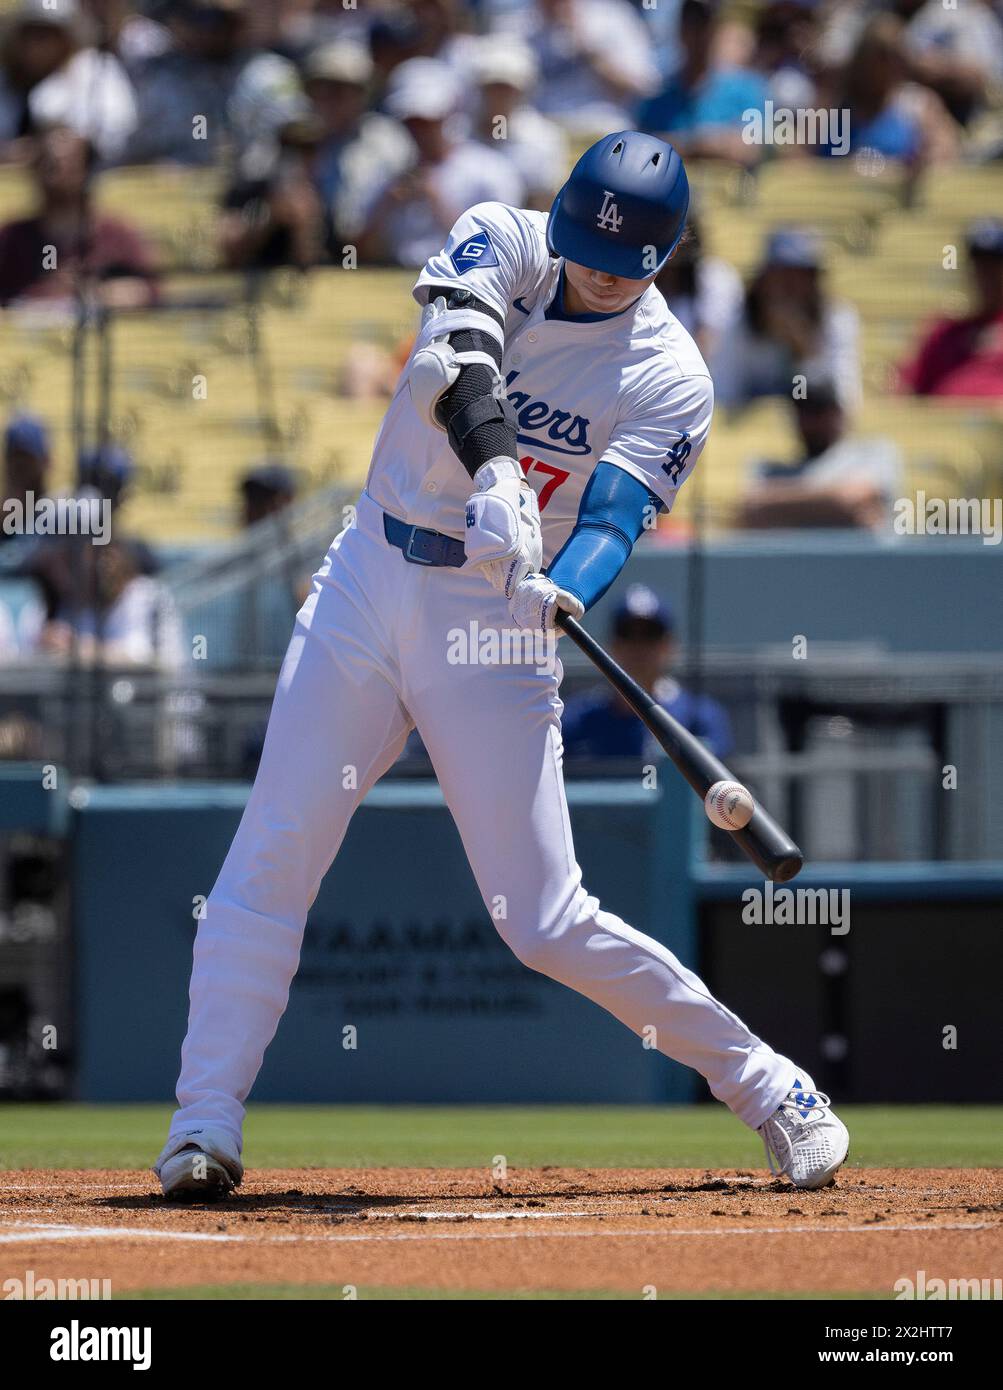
556, 613, 804, 883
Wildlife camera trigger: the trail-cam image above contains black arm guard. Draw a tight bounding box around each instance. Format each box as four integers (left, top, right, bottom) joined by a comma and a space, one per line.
421, 284, 519, 479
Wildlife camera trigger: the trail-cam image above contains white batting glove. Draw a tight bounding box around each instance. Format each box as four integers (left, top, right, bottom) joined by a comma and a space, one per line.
464, 457, 543, 599
509, 573, 585, 632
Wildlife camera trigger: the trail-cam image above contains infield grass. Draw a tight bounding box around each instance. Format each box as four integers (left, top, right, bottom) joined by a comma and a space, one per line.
1, 1103, 1000, 1170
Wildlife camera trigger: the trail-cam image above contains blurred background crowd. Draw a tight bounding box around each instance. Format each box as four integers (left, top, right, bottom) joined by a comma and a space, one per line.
0, 0, 1000, 790
2, 0, 1003, 257
1, 0, 1002, 270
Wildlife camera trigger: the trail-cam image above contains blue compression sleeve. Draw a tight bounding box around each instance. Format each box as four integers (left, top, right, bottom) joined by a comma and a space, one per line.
546, 461, 661, 612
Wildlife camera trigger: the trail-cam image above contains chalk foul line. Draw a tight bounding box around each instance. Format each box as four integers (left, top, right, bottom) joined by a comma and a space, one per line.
0, 1219, 997, 1246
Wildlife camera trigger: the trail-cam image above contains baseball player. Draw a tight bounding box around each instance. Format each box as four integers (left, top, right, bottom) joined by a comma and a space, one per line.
155, 132, 849, 1199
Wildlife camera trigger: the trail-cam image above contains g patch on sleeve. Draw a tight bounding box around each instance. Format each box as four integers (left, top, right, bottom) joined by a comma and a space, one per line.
450, 231, 499, 276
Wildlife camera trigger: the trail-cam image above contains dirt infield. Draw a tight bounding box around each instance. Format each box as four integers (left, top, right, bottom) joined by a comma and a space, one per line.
1, 1168, 1000, 1297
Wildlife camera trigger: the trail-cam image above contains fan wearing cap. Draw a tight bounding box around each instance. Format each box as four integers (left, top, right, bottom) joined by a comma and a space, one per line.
153, 130, 850, 1202
467, 37, 566, 212
654, 207, 744, 371
31, 530, 183, 668
562, 584, 733, 762
16, 439, 169, 659
0, 0, 79, 152
899, 219, 1003, 398
303, 41, 413, 248
1, 413, 51, 548
357, 56, 523, 268
739, 375, 902, 531
712, 226, 861, 410
239, 461, 297, 528
126, 0, 305, 169
218, 92, 326, 270
0, 0, 137, 162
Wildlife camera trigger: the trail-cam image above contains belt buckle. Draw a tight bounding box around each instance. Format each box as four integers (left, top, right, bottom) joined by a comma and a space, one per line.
404, 526, 437, 566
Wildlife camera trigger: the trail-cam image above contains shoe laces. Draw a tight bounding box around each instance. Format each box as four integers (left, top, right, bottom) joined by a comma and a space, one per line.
760, 1088, 832, 1177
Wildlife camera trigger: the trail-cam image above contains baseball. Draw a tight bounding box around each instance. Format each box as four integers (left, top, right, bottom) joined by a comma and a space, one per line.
704, 780, 755, 830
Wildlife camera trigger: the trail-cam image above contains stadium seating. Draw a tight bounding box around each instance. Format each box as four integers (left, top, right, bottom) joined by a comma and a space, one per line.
0, 157, 1000, 543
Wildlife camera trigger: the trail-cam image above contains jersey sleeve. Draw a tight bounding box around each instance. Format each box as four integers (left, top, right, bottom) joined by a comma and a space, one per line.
413, 201, 538, 323
602, 371, 714, 514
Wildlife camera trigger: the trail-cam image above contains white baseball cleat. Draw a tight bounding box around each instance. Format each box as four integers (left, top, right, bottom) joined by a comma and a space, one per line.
153, 1127, 243, 1202
758, 1077, 850, 1190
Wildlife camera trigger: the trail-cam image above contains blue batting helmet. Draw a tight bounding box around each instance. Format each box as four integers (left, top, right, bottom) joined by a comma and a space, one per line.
547, 131, 690, 279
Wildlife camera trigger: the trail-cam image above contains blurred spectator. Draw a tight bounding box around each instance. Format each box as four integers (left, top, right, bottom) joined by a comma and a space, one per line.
368, 8, 424, 94
468, 36, 566, 209
0, 125, 159, 308
304, 40, 413, 247
335, 329, 412, 401
712, 227, 861, 410
75, 440, 156, 577
750, 0, 820, 113
815, 14, 959, 164
819, 0, 1003, 129
1, 414, 51, 541
76, 440, 139, 514
80, 0, 171, 75
270, 0, 372, 61
899, 219, 1003, 397
125, 0, 306, 167
472, 0, 538, 26
739, 377, 903, 531
358, 58, 521, 267
0, 0, 137, 163
561, 584, 733, 762
0, 413, 51, 652
512, 0, 658, 135
226, 48, 316, 171
904, 0, 1003, 127
239, 461, 297, 527
219, 110, 325, 270
637, 0, 768, 166
21, 440, 170, 661
655, 212, 743, 368
408, 0, 478, 69
634, 0, 685, 76
24, 442, 160, 642
34, 534, 184, 666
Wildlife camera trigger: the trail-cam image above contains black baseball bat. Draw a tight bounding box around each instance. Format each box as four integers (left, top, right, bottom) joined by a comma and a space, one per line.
557, 614, 804, 883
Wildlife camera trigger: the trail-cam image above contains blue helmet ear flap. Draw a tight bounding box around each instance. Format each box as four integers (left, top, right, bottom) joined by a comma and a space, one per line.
545, 185, 567, 259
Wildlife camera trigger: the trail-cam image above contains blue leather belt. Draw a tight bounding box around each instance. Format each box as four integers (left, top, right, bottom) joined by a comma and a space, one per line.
383, 512, 466, 567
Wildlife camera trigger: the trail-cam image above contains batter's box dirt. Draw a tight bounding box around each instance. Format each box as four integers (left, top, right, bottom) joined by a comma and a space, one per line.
1, 1168, 999, 1297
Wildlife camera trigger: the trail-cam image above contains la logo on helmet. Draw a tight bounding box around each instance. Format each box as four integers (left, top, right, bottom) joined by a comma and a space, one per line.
596, 191, 623, 234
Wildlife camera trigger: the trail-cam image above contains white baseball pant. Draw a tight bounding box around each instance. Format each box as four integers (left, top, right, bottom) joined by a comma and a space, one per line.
166, 491, 795, 1149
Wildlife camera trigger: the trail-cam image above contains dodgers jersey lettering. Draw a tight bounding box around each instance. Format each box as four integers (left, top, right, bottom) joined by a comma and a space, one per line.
365, 201, 714, 565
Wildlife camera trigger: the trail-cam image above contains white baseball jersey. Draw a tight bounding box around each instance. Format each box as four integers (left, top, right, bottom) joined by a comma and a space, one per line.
366, 200, 714, 563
